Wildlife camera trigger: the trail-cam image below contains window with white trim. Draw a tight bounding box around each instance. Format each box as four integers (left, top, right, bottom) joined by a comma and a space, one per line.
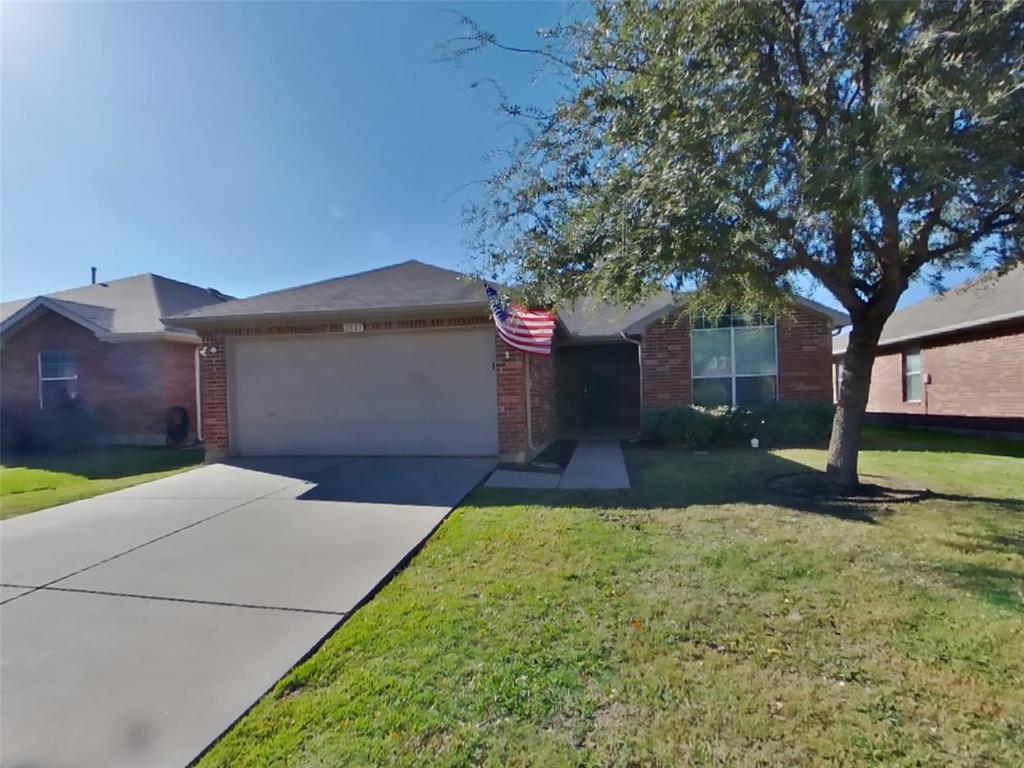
903, 348, 922, 403
38, 350, 78, 409
692, 312, 777, 407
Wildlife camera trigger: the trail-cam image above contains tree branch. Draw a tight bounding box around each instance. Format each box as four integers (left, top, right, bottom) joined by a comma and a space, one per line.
792, 240, 864, 311
776, 0, 829, 143
904, 188, 948, 274
929, 209, 1020, 261
434, 10, 577, 71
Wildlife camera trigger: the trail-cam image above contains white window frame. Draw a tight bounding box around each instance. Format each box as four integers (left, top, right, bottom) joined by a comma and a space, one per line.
691, 314, 779, 407
38, 350, 78, 409
903, 348, 923, 403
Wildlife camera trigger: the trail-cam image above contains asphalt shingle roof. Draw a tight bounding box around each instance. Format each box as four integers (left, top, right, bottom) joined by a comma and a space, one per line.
171, 260, 488, 323
559, 292, 848, 339
171, 259, 850, 336
1, 274, 230, 338
832, 265, 1024, 354
557, 291, 678, 338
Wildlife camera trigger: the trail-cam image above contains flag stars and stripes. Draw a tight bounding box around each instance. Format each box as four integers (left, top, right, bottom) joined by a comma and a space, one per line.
485, 284, 557, 355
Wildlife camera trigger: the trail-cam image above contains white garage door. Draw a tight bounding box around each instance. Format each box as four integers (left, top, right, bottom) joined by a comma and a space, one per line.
229, 328, 498, 456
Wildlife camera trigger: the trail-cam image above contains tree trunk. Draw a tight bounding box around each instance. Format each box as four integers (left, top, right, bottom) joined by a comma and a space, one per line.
826, 322, 882, 487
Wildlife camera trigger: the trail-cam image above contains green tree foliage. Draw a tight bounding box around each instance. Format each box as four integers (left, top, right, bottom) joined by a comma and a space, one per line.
445, 0, 1024, 484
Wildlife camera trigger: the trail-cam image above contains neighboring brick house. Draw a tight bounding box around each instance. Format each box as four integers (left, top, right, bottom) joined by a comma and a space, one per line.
832, 265, 1024, 435
168, 260, 845, 463
0, 273, 230, 448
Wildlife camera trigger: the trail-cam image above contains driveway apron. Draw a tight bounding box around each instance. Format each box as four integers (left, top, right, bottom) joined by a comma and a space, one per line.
0, 456, 494, 768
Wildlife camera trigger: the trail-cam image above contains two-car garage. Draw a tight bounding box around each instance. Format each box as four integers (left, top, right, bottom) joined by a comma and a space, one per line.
227, 327, 498, 456
173, 260, 518, 459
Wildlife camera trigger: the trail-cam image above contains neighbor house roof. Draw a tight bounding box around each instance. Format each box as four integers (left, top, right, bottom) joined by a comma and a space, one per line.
559, 292, 849, 340
1, 273, 231, 343
169, 260, 489, 326
832, 265, 1024, 355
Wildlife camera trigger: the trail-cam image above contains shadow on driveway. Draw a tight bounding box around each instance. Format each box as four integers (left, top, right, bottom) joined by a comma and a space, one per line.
223, 455, 497, 507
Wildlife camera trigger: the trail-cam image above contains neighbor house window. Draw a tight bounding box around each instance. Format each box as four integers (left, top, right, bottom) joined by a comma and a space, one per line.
692, 312, 777, 407
38, 350, 78, 409
903, 348, 922, 403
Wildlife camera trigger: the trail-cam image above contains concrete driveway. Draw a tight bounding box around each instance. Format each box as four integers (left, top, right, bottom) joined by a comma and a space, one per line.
0, 456, 494, 768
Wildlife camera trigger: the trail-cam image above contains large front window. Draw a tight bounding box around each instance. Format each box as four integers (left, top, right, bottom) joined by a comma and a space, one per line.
692, 313, 777, 407
38, 350, 78, 409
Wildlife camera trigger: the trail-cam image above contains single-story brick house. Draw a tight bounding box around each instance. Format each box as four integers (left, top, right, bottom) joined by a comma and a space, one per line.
1, 273, 231, 447
169, 260, 846, 462
832, 265, 1024, 435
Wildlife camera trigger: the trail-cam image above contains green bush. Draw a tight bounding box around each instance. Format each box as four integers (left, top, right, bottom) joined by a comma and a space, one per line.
642, 402, 834, 449
1, 402, 105, 454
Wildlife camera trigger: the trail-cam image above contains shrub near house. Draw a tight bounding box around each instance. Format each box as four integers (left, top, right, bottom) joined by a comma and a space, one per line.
643, 402, 835, 449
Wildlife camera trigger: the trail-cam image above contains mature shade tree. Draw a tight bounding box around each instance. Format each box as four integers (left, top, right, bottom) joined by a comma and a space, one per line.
442, 0, 1024, 486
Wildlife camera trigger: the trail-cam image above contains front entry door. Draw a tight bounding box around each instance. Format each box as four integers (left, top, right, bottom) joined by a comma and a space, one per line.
557, 344, 642, 435
580, 353, 622, 431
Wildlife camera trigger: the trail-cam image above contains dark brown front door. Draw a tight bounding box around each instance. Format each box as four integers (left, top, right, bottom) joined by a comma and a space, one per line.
557, 344, 641, 434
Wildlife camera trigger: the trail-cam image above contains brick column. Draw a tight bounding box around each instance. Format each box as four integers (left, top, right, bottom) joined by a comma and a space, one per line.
641, 313, 692, 412
199, 332, 229, 460
495, 332, 528, 460
777, 307, 833, 401
494, 331, 559, 461
528, 352, 557, 448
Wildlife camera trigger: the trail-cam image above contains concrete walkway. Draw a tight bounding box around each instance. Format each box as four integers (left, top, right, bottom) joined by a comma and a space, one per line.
559, 439, 631, 490
485, 439, 631, 490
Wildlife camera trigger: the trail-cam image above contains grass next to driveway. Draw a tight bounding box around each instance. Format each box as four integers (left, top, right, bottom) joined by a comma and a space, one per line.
199, 428, 1024, 767
0, 447, 204, 520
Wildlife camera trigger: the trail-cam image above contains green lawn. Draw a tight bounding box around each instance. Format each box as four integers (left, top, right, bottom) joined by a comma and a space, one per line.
0, 447, 204, 520
195, 428, 1022, 767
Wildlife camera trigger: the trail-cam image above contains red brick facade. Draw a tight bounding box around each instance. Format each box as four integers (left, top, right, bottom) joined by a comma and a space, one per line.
640, 305, 833, 411
195, 305, 832, 460
641, 312, 693, 409
492, 334, 557, 460
494, 332, 527, 457
528, 350, 557, 449
777, 307, 834, 401
197, 315, 554, 461
198, 330, 229, 454
0, 310, 199, 443
841, 324, 1024, 421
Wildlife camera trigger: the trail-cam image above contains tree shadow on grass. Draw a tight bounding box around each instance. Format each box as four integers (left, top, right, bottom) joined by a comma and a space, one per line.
470, 448, 888, 524
938, 562, 1024, 614
940, 528, 1024, 558
928, 492, 1024, 516
469, 446, 1024, 526
0, 447, 204, 480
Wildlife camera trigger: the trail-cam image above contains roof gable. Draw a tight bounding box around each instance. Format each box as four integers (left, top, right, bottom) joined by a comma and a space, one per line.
0, 296, 114, 338
170, 260, 488, 324
557, 291, 677, 339
1, 273, 229, 341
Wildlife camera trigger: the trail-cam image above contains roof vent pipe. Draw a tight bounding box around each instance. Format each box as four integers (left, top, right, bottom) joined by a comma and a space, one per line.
91, 267, 97, 285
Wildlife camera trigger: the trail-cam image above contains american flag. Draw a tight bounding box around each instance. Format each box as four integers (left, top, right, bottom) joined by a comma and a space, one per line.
486, 284, 557, 355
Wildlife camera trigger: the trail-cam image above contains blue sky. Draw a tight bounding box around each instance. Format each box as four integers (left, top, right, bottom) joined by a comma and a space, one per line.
1, 1, 976, 309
